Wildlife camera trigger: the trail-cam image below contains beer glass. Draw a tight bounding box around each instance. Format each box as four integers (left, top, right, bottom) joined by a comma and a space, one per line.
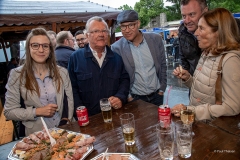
100, 98, 112, 123
120, 113, 135, 145
175, 120, 192, 158
156, 123, 174, 160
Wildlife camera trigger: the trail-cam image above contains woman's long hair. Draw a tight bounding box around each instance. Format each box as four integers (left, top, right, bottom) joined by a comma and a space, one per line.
201, 8, 240, 55
20, 27, 62, 97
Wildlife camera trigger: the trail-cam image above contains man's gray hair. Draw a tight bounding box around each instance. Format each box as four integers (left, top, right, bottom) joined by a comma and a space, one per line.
85, 16, 109, 32
56, 31, 71, 45
181, 0, 207, 11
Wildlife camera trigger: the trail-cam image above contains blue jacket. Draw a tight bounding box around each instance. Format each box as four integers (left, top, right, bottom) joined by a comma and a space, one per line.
55, 45, 75, 69
68, 44, 130, 116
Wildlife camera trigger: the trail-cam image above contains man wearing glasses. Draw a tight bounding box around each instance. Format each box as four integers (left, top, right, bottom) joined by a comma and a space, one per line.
111, 10, 167, 106
75, 30, 88, 49
68, 16, 130, 117
55, 31, 75, 69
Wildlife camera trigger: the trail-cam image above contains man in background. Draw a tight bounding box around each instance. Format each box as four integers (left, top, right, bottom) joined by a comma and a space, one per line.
75, 30, 88, 49
178, 0, 208, 75
47, 30, 57, 49
111, 10, 167, 106
55, 31, 75, 69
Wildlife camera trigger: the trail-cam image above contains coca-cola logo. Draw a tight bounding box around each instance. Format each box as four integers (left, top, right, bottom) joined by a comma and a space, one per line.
78, 116, 87, 121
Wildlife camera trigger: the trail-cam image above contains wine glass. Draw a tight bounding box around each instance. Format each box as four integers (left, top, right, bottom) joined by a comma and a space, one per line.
180, 107, 195, 136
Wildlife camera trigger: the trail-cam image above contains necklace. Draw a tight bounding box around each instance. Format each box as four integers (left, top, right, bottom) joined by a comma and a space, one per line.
35, 70, 43, 76
33, 66, 46, 77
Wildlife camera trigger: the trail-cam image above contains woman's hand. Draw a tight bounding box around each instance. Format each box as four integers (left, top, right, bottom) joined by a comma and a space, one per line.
171, 104, 187, 117
109, 96, 122, 109
172, 66, 190, 81
36, 104, 58, 117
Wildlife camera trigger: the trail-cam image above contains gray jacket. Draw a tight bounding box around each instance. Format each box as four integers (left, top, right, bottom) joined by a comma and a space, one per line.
4, 66, 74, 135
111, 32, 167, 92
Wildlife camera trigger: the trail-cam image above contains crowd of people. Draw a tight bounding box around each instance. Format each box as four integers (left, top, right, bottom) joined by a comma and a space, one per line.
3, 0, 240, 135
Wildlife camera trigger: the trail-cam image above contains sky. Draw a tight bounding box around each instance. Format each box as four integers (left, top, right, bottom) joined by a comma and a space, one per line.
17, 0, 172, 9
81, 0, 172, 8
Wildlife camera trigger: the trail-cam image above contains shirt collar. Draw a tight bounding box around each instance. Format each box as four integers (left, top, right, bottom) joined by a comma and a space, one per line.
89, 45, 107, 56
127, 30, 144, 45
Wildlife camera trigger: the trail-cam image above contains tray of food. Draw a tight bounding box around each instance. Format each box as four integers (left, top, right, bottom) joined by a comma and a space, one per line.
8, 127, 95, 160
90, 153, 139, 160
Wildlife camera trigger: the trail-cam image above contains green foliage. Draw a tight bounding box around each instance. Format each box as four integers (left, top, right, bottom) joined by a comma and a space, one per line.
164, 5, 181, 21
134, 0, 165, 28
118, 0, 240, 29
164, 0, 181, 21
115, 27, 121, 33
207, 0, 240, 13
118, 4, 133, 10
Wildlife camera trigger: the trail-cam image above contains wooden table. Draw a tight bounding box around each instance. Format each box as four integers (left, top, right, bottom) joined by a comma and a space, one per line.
60, 100, 240, 160
209, 114, 240, 137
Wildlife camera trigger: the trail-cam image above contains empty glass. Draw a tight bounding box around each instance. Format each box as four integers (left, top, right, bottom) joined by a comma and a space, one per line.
156, 123, 174, 160
175, 120, 192, 158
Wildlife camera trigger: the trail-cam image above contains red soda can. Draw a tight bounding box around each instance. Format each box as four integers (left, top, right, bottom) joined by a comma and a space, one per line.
158, 105, 171, 128
76, 106, 89, 126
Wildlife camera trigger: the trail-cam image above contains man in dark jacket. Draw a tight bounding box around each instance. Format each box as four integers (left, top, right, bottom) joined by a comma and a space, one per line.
179, 0, 240, 76
55, 31, 75, 69
178, 0, 208, 75
68, 16, 130, 117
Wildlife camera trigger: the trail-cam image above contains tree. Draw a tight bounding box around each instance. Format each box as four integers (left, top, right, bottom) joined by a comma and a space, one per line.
165, 0, 181, 21
167, 0, 240, 17
118, 4, 133, 10
207, 0, 240, 13
134, 0, 165, 28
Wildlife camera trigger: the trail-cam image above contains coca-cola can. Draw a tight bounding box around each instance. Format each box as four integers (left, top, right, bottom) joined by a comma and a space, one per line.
158, 104, 171, 128
76, 106, 89, 126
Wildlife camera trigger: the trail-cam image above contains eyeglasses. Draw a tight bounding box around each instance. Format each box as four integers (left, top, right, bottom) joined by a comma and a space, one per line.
67, 38, 75, 42
88, 30, 109, 35
76, 38, 86, 42
30, 43, 50, 51
120, 22, 137, 31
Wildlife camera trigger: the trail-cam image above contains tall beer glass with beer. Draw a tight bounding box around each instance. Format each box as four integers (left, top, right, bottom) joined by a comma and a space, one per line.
100, 98, 112, 123
120, 113, 135, 145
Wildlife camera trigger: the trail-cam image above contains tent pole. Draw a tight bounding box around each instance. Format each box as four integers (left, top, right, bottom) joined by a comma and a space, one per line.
0, 38, 9, 63
52, 22, 57, 33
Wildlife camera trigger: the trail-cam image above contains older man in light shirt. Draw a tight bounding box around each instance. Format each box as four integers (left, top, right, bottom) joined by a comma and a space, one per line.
68, 16, 130, 118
